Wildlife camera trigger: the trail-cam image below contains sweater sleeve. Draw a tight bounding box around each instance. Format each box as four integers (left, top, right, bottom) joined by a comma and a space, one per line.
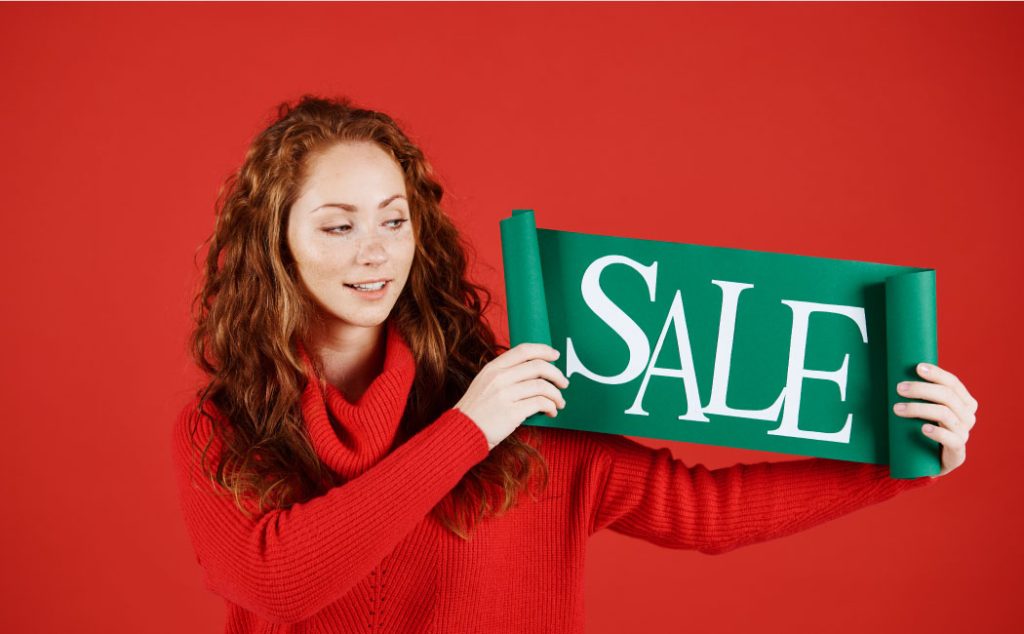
588, 433, 937, 554
170, 399, 490, 625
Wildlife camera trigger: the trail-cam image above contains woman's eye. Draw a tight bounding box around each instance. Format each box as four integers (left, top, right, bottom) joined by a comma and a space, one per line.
323, 219, 406, 236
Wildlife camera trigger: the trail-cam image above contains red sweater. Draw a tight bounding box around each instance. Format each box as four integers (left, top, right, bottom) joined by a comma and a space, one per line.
171, 321, 936, 633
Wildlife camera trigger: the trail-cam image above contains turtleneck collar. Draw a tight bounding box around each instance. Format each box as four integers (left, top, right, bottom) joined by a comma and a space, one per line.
296, 320, 417, 481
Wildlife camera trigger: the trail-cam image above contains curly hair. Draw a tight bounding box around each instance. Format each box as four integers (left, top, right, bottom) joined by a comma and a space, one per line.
185, 94, 549, 540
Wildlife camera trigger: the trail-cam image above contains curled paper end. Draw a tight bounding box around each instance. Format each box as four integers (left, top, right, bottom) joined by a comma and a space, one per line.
885, 269, 942, 479
500, 209, 553, 348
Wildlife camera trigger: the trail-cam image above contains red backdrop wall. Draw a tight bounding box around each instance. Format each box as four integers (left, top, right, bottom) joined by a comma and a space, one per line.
2, 2, 1020, 632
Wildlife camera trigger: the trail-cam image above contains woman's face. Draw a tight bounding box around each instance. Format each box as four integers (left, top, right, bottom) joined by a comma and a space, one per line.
286, 140, 415, 337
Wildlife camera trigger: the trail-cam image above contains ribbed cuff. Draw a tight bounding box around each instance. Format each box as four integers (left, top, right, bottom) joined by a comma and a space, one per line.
436, 407, 491, 463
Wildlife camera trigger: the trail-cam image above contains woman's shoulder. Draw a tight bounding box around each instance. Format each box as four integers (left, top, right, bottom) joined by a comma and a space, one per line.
173, 393, 222, 432
170, 393, 230, 466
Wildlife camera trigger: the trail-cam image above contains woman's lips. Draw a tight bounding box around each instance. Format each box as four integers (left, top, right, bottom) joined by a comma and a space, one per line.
344, 279, 390, 299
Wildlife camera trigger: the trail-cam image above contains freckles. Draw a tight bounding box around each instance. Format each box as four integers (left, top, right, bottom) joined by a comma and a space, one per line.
309, 260, 337, 278
387, 230, 416, 252
302, 244, 348, 279
387, 227, 414, 242
297, 261, 332, 289
398, 233, 417, 258
302, 245, 333, 270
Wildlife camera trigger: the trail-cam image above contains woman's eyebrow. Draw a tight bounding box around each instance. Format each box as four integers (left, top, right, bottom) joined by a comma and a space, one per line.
311, 194, 407, 213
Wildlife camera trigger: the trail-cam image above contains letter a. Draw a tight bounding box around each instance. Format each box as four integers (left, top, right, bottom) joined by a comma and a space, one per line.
625, 289, 710, 422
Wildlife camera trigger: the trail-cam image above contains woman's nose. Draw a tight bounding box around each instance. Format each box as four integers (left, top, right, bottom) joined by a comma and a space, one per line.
355, 236, 388, 265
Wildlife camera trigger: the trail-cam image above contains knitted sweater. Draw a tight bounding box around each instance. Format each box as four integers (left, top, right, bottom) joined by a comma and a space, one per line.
171, 320, 936, 633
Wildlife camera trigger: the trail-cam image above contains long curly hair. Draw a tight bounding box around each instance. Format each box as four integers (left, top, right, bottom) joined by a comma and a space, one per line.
185, 94, 549, 540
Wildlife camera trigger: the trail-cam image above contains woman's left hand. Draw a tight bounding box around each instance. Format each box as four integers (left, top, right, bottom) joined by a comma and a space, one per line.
893, 362, 978, 477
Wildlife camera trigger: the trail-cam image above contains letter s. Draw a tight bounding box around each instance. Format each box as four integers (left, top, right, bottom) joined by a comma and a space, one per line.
565, 255, 657, 385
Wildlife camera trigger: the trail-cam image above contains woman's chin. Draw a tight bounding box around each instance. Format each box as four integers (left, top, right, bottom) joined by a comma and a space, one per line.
328, 307, 395, 330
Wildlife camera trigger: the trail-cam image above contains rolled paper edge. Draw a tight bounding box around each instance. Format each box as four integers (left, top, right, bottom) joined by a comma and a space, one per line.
499, 209, 553, 347
885, 269, 942, 479
500, 209, 554, 428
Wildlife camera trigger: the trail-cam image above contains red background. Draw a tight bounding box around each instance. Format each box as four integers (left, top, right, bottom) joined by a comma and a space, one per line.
2, 2, 1020, 632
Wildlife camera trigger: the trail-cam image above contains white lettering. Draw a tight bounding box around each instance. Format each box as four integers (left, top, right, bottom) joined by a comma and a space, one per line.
766, 301, 868, 444
625, 290, 710, 422
702, 280, 787, 421
566, 255, 658, 385
566, 257, 870, 444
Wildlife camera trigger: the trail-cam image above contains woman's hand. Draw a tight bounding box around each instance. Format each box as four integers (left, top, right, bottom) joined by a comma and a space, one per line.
893, 362, 978, 477
455, 343, 569, 451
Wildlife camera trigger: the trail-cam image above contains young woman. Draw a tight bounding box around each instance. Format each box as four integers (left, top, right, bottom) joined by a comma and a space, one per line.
172, 95, 978, 633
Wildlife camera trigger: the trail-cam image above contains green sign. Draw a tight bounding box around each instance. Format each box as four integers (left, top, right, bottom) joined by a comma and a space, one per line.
500, 209, 940, 478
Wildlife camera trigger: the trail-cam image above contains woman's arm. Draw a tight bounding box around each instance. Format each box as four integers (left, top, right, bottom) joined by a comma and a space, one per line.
171, 400, 490, 625
588, 433, 936, 554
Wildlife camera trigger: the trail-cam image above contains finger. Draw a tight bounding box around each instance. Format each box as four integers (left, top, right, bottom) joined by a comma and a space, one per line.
917, 363, 978, 416
897, 380, 974, 430
921, 423, 967, 470
510, 378, 566, 409
516, 395, 559, 420
894, 402, 963, 437
506, 358, 569, 389
491, 342, 560, 369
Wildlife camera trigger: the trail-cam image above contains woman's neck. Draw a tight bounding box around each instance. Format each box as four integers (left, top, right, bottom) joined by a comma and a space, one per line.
312, 322, 387, 404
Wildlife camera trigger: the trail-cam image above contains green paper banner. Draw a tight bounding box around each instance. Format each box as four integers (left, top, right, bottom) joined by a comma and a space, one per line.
500, 209, 941, 478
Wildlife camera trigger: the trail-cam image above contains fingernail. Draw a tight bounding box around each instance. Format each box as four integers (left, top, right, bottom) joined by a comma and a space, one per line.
919, 363, 930, 373
894, 403, 906, 412
922, 424, 933, 433
897, 382, 909, 392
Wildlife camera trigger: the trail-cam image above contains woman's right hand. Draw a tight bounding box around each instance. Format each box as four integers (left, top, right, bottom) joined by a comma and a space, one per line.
454, 343, 569, 451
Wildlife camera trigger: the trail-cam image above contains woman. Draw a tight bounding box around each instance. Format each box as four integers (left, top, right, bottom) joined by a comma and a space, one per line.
172, 95, 978, 633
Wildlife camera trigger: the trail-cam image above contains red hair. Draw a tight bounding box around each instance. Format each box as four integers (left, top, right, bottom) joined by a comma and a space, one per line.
185, 94, 549, 540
